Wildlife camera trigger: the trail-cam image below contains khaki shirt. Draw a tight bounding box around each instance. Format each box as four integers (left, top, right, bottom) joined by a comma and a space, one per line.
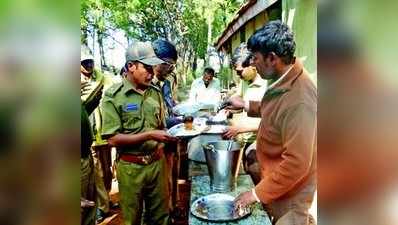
248, 59, 317, 204
101, 78, 166, 154
233, 74, 268, 144
81, 70, 115, 146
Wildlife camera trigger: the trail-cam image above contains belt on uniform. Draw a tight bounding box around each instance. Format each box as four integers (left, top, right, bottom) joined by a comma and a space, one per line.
119, 148, 163, 165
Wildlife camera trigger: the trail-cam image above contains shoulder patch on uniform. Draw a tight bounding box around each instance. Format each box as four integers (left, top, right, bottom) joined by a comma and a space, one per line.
123, 103, 139, 112
105, 82, 123, 97
149, 84, 161, 92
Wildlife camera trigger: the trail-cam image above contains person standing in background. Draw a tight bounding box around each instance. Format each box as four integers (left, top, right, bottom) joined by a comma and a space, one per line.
188, 67, 221, 108
152, 39, 181, 128
151, 39, 181, 218
81, 46, 113, 224
222, 43, 268, 184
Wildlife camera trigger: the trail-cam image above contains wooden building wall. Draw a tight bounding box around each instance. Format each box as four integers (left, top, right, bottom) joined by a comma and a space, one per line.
217, 0, 317, 87
282, 0, 317, 79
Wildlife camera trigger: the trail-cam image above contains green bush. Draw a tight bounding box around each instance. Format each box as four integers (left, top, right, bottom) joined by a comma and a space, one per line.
217, 66, 233, 89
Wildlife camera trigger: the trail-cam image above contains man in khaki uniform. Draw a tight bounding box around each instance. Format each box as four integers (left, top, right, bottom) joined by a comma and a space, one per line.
81, 102, 97, 225
81, 46, 113, 223
101, 41, 177, 225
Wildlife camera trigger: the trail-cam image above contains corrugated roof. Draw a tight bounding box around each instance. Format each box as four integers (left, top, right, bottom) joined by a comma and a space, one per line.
214, 0, 278, 50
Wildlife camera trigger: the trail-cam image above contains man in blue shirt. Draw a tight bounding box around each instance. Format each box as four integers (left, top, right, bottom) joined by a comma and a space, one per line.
151, 39, 181, 218
152, 39, 181, 128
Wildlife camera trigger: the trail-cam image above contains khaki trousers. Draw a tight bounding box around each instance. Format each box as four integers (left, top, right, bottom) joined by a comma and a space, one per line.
117, 157, 170, 225
81, 157, 96, 225
91, 146, 110, 213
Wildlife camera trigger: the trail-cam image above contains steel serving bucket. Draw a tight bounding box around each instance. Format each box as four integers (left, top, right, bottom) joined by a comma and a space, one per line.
203, 141, 242, 192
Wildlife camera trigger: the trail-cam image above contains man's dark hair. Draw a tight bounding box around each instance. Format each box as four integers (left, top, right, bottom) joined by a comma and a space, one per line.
247, 20, 296, 64
81, 59, 94, 68
231, 43, 252, 68
203, 67, 215, 76
152, 39, 178, 61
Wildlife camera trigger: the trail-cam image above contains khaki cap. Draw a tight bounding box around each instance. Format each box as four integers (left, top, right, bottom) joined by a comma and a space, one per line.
125, 41, 164, 66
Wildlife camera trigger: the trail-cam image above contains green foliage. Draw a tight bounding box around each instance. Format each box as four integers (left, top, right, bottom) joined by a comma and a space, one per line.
81, 0, 242, 86
217, 66, 233, 89
212, 0, 243, 43
175, 66, 193, 102
82, 0, 241, 51
181, 0, 207, 58
185, 69, 195, 86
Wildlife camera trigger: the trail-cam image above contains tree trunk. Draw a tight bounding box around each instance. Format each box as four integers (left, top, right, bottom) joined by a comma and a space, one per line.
188, 48, 195, 73
192, 53, 197, 74
92, 27, 96, 60
181, 40, 187, 78
207, 14, 212, 46
81, 27, 88, 46
175, 39, 186, 86
97, 30, 106, 70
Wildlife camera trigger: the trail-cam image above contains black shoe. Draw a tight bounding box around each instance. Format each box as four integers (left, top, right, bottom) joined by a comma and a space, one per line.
96, 209, 107, 224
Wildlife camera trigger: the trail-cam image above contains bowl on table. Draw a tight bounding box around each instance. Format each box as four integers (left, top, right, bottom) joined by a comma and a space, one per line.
191, 193, 251, 221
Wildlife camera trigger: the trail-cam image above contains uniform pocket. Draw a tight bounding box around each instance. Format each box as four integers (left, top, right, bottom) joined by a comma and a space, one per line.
121, 111, 142, 131
142, 97, 162, 127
